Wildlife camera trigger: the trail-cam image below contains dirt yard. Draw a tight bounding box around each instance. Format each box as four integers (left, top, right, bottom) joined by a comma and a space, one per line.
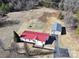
0, 7, 79, 58
0, 7, 59, 58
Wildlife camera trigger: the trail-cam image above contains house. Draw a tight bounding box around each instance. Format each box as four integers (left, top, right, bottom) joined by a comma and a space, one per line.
20, 31, 49, 47
51, 22, 62, 35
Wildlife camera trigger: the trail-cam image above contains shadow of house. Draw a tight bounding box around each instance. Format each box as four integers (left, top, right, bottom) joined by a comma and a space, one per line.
30, 52, 53, 56
61, 27, 66, 35
45, 35, 56, 45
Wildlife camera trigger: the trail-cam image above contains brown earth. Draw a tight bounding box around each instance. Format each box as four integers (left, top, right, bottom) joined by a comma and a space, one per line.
0, 7, 79, 58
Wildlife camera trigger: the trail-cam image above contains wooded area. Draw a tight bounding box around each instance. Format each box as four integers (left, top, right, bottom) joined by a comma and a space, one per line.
0, 0, 79, 33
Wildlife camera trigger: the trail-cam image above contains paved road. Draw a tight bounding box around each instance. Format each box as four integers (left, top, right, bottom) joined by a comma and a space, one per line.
53, 35, 70, 58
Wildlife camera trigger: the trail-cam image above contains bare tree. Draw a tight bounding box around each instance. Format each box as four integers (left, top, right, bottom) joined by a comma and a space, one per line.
59, 0, 79, 31
63, 0, 78, 11
8, 0, 40, 11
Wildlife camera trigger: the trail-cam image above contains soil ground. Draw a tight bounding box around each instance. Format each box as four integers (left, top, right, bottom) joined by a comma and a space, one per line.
0, 7, 79, 58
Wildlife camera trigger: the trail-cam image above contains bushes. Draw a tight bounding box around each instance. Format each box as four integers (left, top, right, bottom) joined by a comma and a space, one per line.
0, 3, 10, 25
76, 26, 79, 34
39, 0, 52, 7
76, 10, 79, 20
39, 0, 60, 8
58, 12, 64, 20
0, 3, 9, 10
75, 10, 79, 34
0, 3, 9, 16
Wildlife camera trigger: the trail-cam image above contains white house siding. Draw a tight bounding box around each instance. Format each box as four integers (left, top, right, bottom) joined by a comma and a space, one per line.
51, 31, 61, 35
20, 37, 45, 47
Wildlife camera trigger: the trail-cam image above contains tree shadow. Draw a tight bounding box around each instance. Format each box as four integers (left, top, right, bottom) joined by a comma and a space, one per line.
0, 39, 30, 58
0, 39, 5, 50
27, 49, 53, 56
0, 20, 20, 28
5, 42, 30, 58
5, 42, 18, 58
0, 40, 17, 57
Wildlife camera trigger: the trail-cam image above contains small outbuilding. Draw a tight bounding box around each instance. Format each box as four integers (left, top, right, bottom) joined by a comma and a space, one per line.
51, 22, 62, 35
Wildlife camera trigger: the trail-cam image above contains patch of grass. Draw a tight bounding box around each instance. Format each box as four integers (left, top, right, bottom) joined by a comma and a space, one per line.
58, 12, 64, 20
75, 10, 79, 34
75, 10, 79, 20
76, 26, 79, 34
29, 25, 32, 27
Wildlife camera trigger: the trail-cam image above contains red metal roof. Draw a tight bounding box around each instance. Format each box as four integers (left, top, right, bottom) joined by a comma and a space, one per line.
20, 31, 49, 42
